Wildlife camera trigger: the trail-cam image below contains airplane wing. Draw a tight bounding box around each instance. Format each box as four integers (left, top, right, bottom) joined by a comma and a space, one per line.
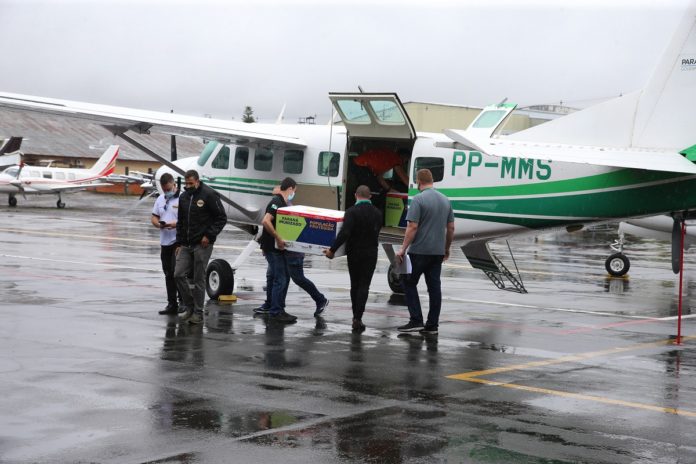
445, 129, 696, 174
8, 181, 112, 194
0, 92, 307, 149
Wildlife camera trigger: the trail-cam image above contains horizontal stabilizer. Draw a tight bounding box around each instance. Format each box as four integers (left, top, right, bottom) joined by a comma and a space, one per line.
472, 138, 696, 174
0, 152, 21, 167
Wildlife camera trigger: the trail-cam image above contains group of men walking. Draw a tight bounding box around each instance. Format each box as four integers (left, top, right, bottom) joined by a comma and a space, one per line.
152, 168, 454, 334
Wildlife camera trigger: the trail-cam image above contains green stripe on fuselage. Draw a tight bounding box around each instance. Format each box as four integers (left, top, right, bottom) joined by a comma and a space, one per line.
450, 176, 696, 227
409, 169, 687, 198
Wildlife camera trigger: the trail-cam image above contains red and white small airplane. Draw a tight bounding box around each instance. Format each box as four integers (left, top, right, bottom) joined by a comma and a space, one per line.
0, 144, 119, 208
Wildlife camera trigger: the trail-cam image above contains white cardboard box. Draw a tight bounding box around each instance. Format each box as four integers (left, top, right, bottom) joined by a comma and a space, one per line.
276, 205, 346, 257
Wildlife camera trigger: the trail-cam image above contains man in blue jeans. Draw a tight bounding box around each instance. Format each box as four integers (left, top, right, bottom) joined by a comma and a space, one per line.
255, 251, 329, 317
254, 188, 329, 317
395, 169, 454, 334
256, 177, 299, 324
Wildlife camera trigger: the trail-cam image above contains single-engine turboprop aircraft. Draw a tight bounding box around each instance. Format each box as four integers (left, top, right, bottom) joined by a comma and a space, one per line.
1, 3, 696, 296
0, 145, 119, 208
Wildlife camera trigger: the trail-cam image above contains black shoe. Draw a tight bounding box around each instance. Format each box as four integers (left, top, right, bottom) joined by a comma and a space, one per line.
397, 321, 424, 332
420, 326, 438, 334
179, 309, 193, 323
253, 305, 270, 314
269, 311, 297, 323
314, 298, 329, 317
352, 319, 366, 332
159, 304, 178, 315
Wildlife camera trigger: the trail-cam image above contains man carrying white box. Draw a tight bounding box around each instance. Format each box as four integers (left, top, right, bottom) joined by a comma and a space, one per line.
257, 177, 298, 324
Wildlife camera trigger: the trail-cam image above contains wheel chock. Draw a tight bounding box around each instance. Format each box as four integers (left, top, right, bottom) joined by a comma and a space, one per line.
218, 294, 237, 303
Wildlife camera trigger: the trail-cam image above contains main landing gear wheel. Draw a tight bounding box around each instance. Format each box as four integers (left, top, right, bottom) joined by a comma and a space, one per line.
56, 199, 66, 209
8, 196, 17, 207
387, 263, 404, 294
605, 252, 630, 277
206, 259, 234, 299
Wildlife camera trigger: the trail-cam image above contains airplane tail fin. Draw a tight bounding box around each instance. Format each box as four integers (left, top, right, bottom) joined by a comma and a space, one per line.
508, 2, 696, 151
88, 145, 119, 177
0, 136, 23, 155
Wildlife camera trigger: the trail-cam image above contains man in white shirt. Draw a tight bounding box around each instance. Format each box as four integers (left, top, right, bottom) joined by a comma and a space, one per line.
151, 173, 180, 315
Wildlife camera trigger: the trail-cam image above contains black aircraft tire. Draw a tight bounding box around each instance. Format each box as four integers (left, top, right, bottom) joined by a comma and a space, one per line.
8, 196, 17, 207
57, 200, 65, 209
605, 253, 630, 277
206, 259, 234, 298
387, 263, 404, 294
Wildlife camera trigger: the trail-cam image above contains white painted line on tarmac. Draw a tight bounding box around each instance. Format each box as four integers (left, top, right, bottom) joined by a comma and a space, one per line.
0, 253, 160, 272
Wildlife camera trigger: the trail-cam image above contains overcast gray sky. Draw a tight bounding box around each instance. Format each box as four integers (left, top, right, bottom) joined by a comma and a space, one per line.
0, 0, 691, 123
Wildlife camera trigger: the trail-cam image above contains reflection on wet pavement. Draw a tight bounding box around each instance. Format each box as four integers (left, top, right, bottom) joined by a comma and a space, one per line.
2, 193, 696, 463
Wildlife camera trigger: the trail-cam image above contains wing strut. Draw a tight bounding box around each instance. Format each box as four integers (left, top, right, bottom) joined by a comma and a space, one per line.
114, 131, 259, 221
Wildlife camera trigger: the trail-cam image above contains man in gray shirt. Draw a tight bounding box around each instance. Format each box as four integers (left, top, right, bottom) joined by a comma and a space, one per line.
395, 168, 455, 334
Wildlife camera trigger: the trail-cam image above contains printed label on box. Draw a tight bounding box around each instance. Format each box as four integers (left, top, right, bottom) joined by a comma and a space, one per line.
385, 194, 408, 228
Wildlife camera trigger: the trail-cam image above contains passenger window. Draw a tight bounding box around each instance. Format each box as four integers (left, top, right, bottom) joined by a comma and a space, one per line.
369, 100, 405, 124
211, 146, 230, 169
283, 150, 304, 174
197, 141, 218, 167
473, 110, 507, 129
414, 157, 444, 182
43, 172, 52, 179
30, 170, 40, 177
68, 173, 76, 180
335, 99, 370, 124
254, 148, 273, 172
318, 151, 340, 177
234, 147, 249, 169
55, 172, 65, 180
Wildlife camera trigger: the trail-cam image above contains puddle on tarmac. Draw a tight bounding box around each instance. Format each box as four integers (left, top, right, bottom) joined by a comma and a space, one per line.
149, 396, 322, 437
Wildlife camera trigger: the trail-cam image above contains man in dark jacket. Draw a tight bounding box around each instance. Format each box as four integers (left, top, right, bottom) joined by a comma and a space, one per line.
174, 169, 227, 325
324, 185, 382, 332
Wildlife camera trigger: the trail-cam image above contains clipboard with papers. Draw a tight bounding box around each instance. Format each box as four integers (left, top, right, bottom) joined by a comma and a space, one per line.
384, 246, 411, 274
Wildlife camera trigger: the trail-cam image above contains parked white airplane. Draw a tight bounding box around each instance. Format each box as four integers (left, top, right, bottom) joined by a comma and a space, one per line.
0, 145, 119, 208
1, 2, 696, 295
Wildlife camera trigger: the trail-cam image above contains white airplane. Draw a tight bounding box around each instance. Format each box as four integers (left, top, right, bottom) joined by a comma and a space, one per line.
0, 145, 119, 208
1, 3, 696, 296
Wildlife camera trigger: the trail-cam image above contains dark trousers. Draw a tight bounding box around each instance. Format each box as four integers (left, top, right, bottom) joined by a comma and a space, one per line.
160, 244, 178, 306
347, 248, 378, 321
174, 244, 214, 314
286, 254, 325, 306
264, 251, 289, 315
402, 253, 443, 328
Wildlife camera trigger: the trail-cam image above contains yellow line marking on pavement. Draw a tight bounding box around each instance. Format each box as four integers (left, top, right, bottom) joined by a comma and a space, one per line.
447, 337, 694, 380
462, 377, 696, 417
448, 336, 696, 417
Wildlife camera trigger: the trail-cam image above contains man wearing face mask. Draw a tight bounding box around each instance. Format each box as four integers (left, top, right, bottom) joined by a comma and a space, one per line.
257, 177, 298, 324
151, 172, 180, 315
174, 169, 227, 325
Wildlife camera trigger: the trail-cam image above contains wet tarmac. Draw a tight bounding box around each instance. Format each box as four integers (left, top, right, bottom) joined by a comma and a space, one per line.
1, 192, 695, 463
